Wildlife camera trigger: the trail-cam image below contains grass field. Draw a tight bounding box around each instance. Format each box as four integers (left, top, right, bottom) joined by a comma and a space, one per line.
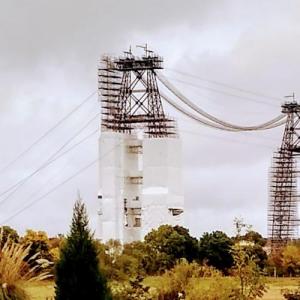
262, 278, 299, 300
24, 277, 300, 299
24, 281, 54, 300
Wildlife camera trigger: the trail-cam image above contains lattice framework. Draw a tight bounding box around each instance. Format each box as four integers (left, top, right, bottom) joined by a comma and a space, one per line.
98, 49, 176, 137
269, 102, 300, 250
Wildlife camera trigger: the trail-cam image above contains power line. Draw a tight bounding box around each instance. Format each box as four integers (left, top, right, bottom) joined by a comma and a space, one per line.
0, 90, 97, 175
0, 143, 119, 225
166, 68, 282, 102
0, 113, 100, 204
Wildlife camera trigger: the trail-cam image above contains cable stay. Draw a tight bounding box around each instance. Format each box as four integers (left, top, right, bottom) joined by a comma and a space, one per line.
0, 91, 97, 175
0, 143, 120, 225
0, 113, 100, 204
158, 73, 286, 131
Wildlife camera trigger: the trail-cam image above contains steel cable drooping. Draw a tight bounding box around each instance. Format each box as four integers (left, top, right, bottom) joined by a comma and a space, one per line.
158, 73, 286, 131
161, 93, 286, 132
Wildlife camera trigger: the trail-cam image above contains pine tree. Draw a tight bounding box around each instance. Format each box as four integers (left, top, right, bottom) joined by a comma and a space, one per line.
55, 198, 111, 300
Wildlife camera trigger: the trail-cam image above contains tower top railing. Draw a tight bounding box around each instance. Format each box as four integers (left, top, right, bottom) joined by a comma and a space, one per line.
281, 101, 300, 113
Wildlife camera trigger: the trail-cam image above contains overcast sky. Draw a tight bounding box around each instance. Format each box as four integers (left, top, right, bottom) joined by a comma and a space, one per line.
0, 0, 299, 238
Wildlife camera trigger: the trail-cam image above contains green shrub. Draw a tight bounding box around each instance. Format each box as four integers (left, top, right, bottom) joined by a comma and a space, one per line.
186, 277, 237, 300
153, 259, 229, 299
109, 277, 157, 300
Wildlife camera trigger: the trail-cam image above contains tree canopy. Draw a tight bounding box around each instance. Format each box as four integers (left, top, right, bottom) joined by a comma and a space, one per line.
55, 199, 110, 300
143, 225, 199, 273
199, 231, 233, 272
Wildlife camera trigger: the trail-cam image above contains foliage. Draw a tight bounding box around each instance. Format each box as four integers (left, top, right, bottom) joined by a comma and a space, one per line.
22, 230, 53, 268
110, 276, 156, 300
199, 230, 233, 273
234, 230, 268, 270
185, 277, 237, 300
266, 249, 284, 276
55, 199, 111, 300
0, 230, 50, 300
152, 259, 229, 299
48, 236, 64, 263
144, 225, 199, 274
282, 244, 300, 276
282, 288, 300, 300
230, 218, 267, 300
0, 226, 19, 247
122, 241, 151, 277
242, 231, 266, 247
97, 239, 140, 281
246, 244, 267, 270
266, 243, 300, 277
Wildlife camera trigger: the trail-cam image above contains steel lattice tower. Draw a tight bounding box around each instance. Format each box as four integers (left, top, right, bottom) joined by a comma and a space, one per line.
97, 47, 184, 243
268, 101, 300, 250
98, 48, 176, 137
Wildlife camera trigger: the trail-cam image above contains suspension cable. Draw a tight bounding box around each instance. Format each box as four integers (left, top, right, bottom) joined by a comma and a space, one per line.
158, 73, 285, 131
161, 93, 286, 132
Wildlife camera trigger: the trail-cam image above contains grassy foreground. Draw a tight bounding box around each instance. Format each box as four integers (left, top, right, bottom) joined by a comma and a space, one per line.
24, 281, 54, 300
262, 278, 299, 300
24, 277, 300, 300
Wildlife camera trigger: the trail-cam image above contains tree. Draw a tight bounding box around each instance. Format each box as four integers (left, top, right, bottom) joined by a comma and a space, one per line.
199, 231, 233, 273
231, 218, 266, 300
22, 229, 52, 260
97, 239, 141, 281
55, 199, 111, 300
243, 231, 266, 247
282, 244, 300, 276
122, 241, 150, 277
247, 244, 268, 270
0, 226, 19, 247
267, 249, 284, 277
144, 225, 199, 273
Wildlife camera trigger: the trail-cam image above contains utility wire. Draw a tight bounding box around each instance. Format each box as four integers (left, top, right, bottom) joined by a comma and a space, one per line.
0, 143, 119, 225
0, 113, 100, 204
166, 68, 282, 102
0, 90, 97, 175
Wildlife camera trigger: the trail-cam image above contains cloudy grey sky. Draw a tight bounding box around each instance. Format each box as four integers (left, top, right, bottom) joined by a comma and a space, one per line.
0, 0, 299, 238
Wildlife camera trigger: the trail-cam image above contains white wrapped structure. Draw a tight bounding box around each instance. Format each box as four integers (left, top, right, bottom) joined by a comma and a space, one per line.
97, 49, 184, 243
98, 132, 184, 243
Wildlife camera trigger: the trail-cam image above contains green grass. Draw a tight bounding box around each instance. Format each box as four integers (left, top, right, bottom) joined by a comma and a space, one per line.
145, 276, 300, 300
23, 277, 300, 300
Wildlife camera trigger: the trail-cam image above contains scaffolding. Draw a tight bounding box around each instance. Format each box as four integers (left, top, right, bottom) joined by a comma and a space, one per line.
268, 101, 300, 250
98, 48, 176, 137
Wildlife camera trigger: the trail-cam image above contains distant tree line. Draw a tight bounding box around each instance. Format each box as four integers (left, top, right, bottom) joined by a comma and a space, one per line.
3, 204, 300, 300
